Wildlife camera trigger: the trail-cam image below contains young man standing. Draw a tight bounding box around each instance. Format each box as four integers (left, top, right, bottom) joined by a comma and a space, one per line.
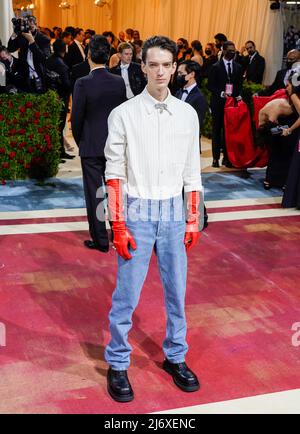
104, 36, 203, 403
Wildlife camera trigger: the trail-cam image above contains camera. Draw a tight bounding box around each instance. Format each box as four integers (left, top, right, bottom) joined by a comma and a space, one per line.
270, 125, 289, 136
12, 17, 30, 35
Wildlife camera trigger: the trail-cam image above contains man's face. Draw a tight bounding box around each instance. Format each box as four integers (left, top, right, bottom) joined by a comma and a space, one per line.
119, 31, 125, 41
28, 19, 37, 33
224, 44, 236, 60
77, 30, 85, 43
133, 31, 139, 40
120, 48, 133, 64
142, 47, 176, 90
246, 43, 255, 56
177, 64, 188, 79
64, 35, 72, 46
287, 51, 300, 66
178, 64, 194, 85
0, 50, 11, 62
177, 40, 184, 50
215, 39, 222, 49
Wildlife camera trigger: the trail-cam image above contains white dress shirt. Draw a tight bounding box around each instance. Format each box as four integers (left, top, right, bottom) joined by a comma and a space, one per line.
223, 58, 233, 77
105, 87, 203, 200
181, 83, 197, 102
120, 63, 135, 99
74, 39, 86, 62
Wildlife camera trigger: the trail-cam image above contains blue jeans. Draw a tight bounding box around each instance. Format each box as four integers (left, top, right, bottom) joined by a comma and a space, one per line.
105, 195, 188, 371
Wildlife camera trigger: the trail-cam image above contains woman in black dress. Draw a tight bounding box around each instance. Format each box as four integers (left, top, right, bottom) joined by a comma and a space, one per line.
282, 86, 300, 208
282, 136, 300, 208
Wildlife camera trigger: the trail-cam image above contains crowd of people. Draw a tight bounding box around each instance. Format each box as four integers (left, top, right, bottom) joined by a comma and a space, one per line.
0, 17, 299, 210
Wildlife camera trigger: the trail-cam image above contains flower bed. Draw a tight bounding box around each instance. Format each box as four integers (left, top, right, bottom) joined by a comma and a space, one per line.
0, 91, 62, 184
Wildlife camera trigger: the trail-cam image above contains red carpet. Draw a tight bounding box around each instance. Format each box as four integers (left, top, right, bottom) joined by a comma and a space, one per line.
1, 216, 300, 414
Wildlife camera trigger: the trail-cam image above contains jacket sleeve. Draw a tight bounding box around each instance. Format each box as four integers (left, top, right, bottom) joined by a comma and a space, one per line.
235, 65, 244, 97
29, 35, 51, 65
208, 64, 219, 95
71, 79, 87, 145
7, 35, 22, 53
256, 57, 266, 84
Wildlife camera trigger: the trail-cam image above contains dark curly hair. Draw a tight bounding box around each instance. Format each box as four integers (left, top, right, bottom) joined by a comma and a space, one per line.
142, 36, 177, 63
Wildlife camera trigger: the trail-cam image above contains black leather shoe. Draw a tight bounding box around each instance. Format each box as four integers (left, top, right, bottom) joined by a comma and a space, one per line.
212, 160, 220, 168
61, 152, 75, 160
222, 158, 233, 168
84, 240, 109, 253
163, 359, 200, 393
107, 368, 134, 403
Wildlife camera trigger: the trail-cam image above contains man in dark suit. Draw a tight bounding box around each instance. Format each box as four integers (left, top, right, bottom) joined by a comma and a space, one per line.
7, 15, 50, 93
175, 60, 209, 229
175, 61, 207, 146
242, 41, 265, 84
71, 59, 90, 93
72, 35, 127, 253
64, 28, 86, 69
258, 49, 300, 96
0, 46, 27, 92
46, 39, 74, 161
110, 42, 146, 98
208, 41, 243, 168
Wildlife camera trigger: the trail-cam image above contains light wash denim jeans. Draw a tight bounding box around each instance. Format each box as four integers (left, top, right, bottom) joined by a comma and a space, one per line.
105, 195, 189, 371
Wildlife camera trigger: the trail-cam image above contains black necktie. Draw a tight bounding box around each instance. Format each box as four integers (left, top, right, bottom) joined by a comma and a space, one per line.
182, 89, 188, 99
227, 62, 232, 81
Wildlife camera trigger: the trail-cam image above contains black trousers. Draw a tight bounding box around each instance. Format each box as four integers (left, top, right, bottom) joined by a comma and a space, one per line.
81, 157, 109, 248
59, 103, 68, 156
211, 101, 228, 161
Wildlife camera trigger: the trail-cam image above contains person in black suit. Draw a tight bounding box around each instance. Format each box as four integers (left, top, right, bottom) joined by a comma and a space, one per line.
175, 60, 209, 229
7, 15, 51, 93
0, 46, 27, 92
201, 43, 218, 79
258, 49, 300, 96
241, 41, 265, 84
64, 28, 86, 69
110, 42, 147, 99
71, 59, 90, 93
175, 61, 207, 141
72, 35, 127, 253
46, 39, 74, 162
208, 41, 243, 168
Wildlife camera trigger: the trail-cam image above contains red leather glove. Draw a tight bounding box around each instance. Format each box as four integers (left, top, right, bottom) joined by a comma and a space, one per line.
184, 191, 201, 252
106, 179, 137, 261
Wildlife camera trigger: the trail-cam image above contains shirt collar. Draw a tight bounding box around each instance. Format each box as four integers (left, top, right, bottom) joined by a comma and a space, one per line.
223, 58, 233, 66
142, 87, 174, 115
120, 63, 130, 70
75, 39, 83, 48
184, 83, 197, 94
90, 66, 106, 73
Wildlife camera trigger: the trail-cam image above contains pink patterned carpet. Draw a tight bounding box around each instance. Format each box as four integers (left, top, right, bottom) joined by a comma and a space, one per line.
1, 216, 300, 414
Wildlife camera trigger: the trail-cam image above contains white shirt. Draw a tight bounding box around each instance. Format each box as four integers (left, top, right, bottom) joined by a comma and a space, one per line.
181, 83, 197, 102
0, 63, 6, 87
105, 87, 203, 200
120, 63, 135, 99
223, 58, 233, 77
74, 39, 86, 62
27, 45, 39, 79
249, 52, 257, 64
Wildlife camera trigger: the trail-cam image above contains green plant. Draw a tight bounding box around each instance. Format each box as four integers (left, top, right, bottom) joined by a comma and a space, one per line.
0, 90, 62, 184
